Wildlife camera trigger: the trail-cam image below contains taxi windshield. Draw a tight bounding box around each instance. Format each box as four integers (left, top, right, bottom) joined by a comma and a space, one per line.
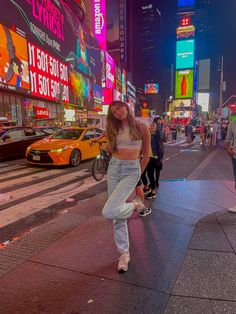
51, 129, 83, 140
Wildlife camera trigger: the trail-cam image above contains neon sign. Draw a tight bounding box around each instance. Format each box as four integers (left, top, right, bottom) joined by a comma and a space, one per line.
93, 0, 106, 50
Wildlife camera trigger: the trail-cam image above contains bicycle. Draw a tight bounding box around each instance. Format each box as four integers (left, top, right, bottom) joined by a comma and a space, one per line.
91, 141, 111, 181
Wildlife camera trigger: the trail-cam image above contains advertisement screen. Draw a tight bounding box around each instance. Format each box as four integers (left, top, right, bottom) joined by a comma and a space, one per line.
28, 43, 69, 102
196, 93, 209, 112
173, 99, 192, 113
93, 0, 106, 50
177, 25, 195, 39
69, 70, 91, 107
122, 69, 127, 97
0, 0, 102, 85
176, 40, 195, 69
175, 70, 193, 99
0, 24, 30, 92
144, 83, 159, 94
102, 88, 113, 104
178, 0, 195, 7
93, 83, 103, 111
106, 52, 115, 89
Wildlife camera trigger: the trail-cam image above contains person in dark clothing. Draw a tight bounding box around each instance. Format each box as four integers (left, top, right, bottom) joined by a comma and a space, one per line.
141, 122, 164, 198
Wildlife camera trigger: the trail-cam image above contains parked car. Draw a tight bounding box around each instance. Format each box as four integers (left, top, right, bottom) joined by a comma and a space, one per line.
34, 126, 61, 135
26, 127, 105, 167
0, 127, 47, 160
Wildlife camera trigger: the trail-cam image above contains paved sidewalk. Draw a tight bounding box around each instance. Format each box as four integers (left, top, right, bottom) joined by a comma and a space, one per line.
0, 147, 236, 313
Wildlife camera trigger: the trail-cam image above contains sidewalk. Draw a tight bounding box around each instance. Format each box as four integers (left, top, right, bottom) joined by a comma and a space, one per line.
0, 149, 236, 313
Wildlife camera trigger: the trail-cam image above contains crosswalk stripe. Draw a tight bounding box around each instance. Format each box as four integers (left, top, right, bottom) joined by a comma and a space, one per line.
0, 175, 107, 228
0, 169, 91, 209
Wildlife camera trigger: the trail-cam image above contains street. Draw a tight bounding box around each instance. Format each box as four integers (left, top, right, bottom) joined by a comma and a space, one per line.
0, 136, 233, 243
0, 139, 236, 313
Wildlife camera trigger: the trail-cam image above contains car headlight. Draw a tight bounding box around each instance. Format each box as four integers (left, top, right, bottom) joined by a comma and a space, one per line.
50, 146, 69, 153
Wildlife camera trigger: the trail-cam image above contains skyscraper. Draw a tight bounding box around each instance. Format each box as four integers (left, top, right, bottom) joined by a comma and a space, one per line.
132, 1, 162, 89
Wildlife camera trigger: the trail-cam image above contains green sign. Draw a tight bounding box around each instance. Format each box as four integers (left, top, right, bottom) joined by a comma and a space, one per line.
175, 69, 193, 99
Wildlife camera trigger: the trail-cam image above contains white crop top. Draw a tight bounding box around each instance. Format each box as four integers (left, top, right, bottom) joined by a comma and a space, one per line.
116, 127, 142, 150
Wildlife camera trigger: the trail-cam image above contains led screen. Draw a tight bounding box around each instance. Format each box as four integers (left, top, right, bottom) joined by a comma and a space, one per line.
175, 69, 193, 99
69, 69, 91, 107
178, 0, 195, 7
196, 93, 209, 112
106, 52, 115, 89
176, 40, 195, 69
0, 24, 30, 92
28, 42, 69, 102
93, 0, 106, 50
144, 83, 159, 94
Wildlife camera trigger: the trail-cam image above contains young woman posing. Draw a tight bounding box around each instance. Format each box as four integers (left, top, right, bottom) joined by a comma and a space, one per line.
102, 101, 150, 273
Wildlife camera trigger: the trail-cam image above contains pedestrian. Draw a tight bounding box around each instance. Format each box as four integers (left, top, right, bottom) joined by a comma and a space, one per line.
225, 120, 236, 190
200, 123, 206, 146
186, 124, 193, 143
102, 101, 150, 273
141, 122, 163, 198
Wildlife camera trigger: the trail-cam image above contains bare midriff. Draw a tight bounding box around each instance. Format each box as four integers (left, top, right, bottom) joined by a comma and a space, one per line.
113, 149, 140, 160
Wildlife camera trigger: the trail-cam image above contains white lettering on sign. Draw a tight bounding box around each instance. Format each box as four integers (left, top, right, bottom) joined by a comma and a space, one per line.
94, 0, 104, 35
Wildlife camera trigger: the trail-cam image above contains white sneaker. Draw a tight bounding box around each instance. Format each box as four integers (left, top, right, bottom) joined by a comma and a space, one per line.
133, 197, 145, 212
118, 252, 130, 273
228, 205, 236, 213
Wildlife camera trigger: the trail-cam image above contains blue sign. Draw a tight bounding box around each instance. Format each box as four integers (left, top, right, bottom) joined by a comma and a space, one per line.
178, 0, 195, 7
176, 40, 195, 69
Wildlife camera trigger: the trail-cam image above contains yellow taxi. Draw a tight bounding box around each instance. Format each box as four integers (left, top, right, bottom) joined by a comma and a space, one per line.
26, 127, 105, 166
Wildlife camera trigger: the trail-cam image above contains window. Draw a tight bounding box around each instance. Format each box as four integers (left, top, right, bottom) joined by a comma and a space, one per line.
6, 129, 23, 140
24, 128, 36, 137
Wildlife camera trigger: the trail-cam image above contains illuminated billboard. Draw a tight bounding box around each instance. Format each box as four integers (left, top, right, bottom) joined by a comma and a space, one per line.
28, 43, 69, 102
0, 24, 30, 92
177, 25, 195, 39
173, 99, 192, 110
176, 40, 195, 69
144, 84, 159, 94
105, 52, 115, 89
93, 0, 106, 50
196, 93, 209, 112
69, 70, 91, 107
175, 70, 193, 99
178, 0, 195, 7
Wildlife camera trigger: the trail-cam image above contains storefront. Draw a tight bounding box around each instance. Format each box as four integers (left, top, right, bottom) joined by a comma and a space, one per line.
0, 92, 24, 126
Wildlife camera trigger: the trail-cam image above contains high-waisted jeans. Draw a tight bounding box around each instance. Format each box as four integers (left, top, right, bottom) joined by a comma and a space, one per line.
102, 157, 141, 254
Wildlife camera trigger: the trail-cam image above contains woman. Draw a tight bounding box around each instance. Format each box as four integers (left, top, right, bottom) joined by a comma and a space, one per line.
102, 101, 150, 273
142, 122, 163, 198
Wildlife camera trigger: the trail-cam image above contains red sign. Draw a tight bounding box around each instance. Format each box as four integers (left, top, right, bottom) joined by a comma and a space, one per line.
28, 42, 69, 102
180, 17, 191, 27
34, 107, 49, 119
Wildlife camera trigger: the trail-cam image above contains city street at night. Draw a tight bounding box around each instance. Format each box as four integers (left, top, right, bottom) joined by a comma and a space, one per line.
0, 139, 236, 313
1, 0, 236, 313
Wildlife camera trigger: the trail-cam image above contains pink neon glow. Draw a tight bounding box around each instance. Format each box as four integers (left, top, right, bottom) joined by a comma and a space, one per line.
93, 0, 106, 50
106, 52, 115, 89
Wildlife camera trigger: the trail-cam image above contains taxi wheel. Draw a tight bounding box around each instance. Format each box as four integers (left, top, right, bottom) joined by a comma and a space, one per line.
70, 149, 81, 167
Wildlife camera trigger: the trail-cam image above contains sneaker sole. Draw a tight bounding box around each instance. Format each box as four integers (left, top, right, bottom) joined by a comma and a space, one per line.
140, 208, 152, 217
118, 268, 128, 274
145, 195, 156, 199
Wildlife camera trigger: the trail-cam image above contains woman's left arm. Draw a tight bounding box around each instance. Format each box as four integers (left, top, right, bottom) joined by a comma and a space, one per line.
139, 123, 150, 173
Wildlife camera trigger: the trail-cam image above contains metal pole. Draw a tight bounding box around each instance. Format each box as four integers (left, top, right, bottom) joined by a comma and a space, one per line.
219, 55, 224, 108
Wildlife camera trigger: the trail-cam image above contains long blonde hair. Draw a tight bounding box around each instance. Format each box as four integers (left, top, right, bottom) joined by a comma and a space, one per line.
106, 101, 142, 153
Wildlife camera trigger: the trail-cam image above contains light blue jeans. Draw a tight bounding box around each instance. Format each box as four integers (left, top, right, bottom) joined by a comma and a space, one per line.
102, 157, 141, 254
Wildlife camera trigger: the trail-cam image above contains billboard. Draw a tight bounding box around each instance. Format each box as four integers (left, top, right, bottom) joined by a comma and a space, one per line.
175, 70, 193, 99
106, 0, 126, 64
28, 43, 69, 102
178, 0, 195, 7
176, 40, 195, 69
69, 70, 91, 107
198, 59, 211, 91
0, 0, 102, 86
144, 84, 159, 94
196, 93, 209, 112
93, 83, 103, 111
177, 25, 195, 39
0, 24, 30, 92
173, 99, 192, 110
93, 0, 106, 50
105, 52, 115, 89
